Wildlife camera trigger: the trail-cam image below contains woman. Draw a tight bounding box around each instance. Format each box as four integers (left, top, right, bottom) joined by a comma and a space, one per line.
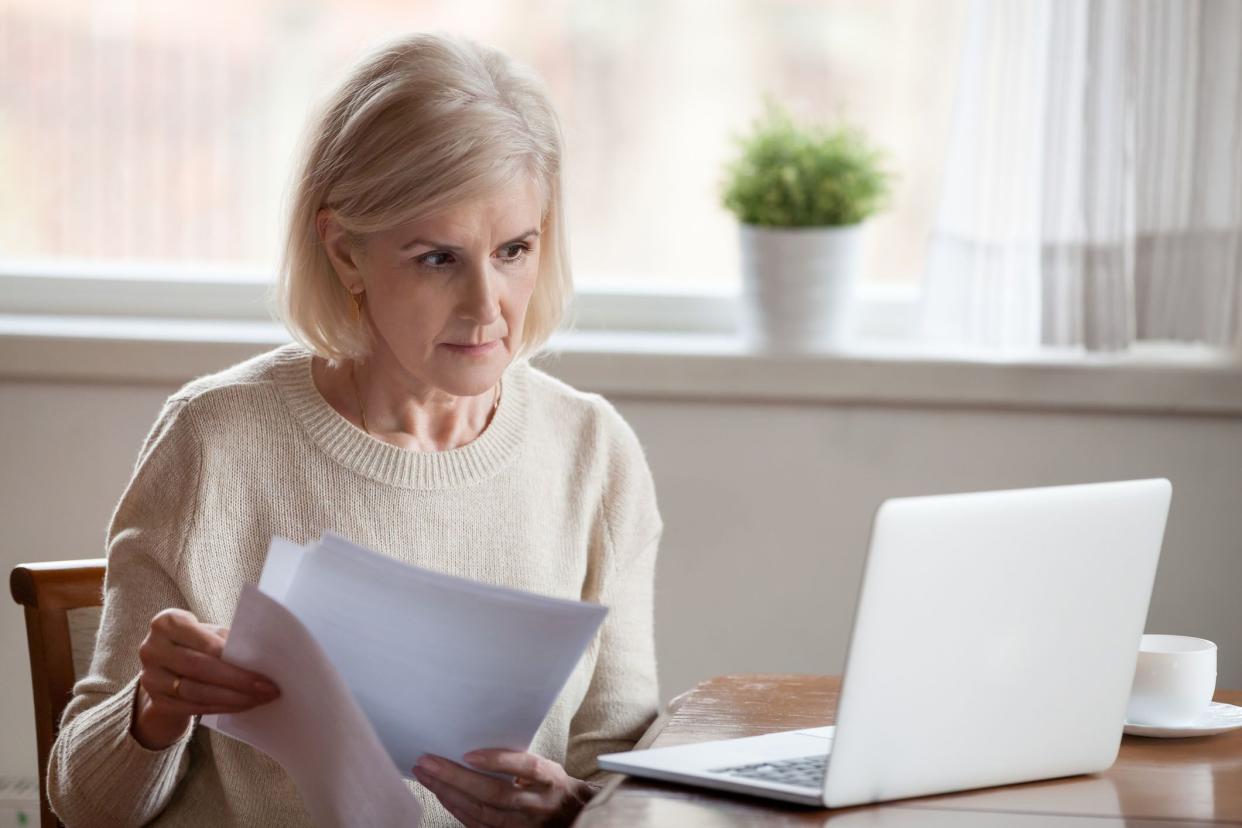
47, 33, 661, 828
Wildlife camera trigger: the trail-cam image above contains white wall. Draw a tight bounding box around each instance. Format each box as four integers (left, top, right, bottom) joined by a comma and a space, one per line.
629, 398, 1242, 696
3, 367, 1241, 782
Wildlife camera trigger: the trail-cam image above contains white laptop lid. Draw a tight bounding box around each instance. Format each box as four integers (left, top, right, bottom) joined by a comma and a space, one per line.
823, 479, 1171, 808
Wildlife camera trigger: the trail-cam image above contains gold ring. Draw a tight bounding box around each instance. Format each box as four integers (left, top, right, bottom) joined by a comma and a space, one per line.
171, 676, 183, 699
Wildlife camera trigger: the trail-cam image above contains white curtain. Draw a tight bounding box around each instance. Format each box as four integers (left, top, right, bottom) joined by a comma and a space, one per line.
922, 0, 1242, 352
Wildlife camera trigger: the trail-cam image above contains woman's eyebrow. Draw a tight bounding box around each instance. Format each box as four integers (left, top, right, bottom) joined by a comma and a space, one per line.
500, 228, 541, 246
399, 228, 540, 252
400, 237, 460, 252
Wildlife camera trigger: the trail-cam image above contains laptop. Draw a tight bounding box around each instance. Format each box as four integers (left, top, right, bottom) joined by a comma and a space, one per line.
598, 479, 1172, 808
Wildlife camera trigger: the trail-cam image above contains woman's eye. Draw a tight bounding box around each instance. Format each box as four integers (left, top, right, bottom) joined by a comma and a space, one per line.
417, 251, 454, 268
499, 242, 530, 262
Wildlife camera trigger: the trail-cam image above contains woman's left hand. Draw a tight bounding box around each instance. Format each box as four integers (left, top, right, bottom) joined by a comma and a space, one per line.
413, 750, 595, 827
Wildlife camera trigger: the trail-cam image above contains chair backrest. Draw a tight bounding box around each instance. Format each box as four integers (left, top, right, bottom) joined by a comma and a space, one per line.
10, 560, 106, 828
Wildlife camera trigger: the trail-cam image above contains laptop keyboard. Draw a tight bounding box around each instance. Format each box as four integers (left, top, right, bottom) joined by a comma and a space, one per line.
711, 753, 828, 789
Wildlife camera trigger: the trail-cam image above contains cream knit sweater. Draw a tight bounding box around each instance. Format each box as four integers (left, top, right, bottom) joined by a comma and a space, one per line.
46, 344, 661, 827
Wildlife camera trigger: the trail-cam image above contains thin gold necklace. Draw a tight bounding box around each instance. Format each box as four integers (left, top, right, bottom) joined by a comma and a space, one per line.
349, 362, 499, 438
349, 361, 370, 434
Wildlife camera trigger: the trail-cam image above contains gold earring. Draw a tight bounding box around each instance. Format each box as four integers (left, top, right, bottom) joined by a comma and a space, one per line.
350, 291, 363, 322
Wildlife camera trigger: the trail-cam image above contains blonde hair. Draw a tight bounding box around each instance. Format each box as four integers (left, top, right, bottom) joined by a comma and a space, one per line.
274, 33, 572, 363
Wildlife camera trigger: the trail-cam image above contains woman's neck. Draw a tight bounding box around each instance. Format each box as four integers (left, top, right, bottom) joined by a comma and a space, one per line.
312, 356, 499, 452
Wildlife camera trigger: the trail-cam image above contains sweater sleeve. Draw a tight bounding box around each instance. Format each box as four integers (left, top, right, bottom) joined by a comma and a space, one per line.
47, 397, 202, 828
565, 406, 663, 781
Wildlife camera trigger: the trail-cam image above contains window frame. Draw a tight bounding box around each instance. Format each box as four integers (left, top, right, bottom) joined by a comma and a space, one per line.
0, 260, 921, 341
4, 261, 1239, 418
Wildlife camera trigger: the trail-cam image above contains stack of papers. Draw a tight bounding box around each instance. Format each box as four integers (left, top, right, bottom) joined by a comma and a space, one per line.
203, 532, 608, 826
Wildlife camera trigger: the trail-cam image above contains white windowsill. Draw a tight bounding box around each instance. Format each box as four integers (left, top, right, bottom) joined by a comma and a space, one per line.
3, 314, 1241, 416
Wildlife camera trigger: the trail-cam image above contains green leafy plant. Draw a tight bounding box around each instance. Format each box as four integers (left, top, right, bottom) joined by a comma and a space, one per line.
722, 103, 892, 227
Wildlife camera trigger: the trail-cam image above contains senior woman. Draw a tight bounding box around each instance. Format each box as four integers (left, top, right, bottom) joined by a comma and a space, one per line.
47, 33, 661, 828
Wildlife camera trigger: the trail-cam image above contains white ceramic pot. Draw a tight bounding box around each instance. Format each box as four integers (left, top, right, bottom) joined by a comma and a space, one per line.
738, 222, 864, 351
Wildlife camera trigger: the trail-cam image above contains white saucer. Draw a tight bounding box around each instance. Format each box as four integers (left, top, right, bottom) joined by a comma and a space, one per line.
1124, 702, 1242, 738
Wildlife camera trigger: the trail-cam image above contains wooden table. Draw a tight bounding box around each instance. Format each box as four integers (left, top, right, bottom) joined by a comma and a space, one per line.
577, 674, 1242, 826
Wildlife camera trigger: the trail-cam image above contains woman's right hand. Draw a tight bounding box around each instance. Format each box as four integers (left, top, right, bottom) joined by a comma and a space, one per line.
131, 608, 281, 750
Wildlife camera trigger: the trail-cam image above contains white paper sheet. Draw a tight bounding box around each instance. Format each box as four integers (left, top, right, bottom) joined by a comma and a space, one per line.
256, 535, 306, 602
203, 585, 422, 827
280, 532, 608, 778
204, 532, 608, 823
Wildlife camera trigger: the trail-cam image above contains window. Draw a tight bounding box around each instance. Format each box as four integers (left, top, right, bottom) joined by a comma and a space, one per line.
1, 0, 966, 311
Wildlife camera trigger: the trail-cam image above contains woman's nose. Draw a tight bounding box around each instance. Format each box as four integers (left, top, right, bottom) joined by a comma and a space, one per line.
457, 263, 501, 326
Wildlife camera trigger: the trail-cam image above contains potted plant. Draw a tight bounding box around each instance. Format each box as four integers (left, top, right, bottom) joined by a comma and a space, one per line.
722, 103, 892, 351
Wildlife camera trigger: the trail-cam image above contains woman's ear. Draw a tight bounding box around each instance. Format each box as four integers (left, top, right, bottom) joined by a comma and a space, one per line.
317, 208, 364, 292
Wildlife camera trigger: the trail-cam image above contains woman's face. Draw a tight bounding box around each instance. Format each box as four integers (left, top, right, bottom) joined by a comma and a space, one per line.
324, 176, 543, 398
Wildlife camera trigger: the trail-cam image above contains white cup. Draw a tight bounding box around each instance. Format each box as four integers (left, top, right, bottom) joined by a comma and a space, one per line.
1126, 634, 1217, 726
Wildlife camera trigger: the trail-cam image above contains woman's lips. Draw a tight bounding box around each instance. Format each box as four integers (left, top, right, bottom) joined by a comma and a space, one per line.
440, 340, 499, 356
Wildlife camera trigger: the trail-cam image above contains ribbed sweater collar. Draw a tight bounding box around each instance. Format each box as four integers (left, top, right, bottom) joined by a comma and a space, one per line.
271, 344, 528, 490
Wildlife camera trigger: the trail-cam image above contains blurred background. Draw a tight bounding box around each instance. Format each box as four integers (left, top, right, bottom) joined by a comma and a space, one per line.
2, 2, 1241, 823
0, 0, 964, 288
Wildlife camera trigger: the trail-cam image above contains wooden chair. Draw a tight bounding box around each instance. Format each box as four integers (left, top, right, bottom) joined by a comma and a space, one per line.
10, 560, 107, 828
